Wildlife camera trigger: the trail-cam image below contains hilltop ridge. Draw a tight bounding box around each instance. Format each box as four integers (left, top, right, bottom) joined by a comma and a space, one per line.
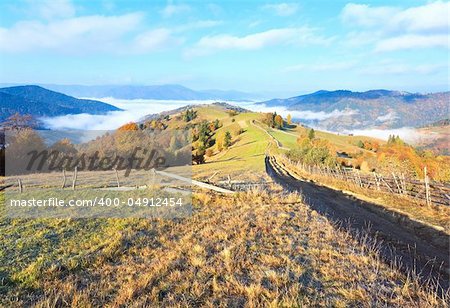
0, 85, 121, 122
261, 89, 449, 130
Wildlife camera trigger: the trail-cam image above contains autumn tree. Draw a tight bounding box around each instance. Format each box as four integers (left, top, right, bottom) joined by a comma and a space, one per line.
287, 114, 292, 125
288, 137, 336, 167
205, 148, 213, 157
192, 147, 205, 164
50, 138, 77, 155
263, 113, 275, 128
224, 131, 232, 149
274, 115, 283, 129
6, 129, 47, 175
118, 122, 139, 131
1, 113, 36, 130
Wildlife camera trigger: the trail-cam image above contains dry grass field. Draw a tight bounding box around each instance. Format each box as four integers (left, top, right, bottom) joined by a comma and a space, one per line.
1, 188, 447, 307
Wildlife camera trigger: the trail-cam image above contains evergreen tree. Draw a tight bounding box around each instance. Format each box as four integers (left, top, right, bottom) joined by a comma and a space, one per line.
308, 128, 315, 140
214, 119, 220, 129
357, 140, 365, 148
224, 131, 232, 149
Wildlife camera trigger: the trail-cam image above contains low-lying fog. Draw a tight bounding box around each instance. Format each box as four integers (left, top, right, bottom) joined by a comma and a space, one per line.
40, 98, 226, 130
40, 98, 421, 143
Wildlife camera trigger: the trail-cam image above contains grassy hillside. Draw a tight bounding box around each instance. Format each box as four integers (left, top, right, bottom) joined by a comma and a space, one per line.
148, 103, 382, 181
1, 190, 445, 307
195, 112, 271, 179
142, 104, 274, 179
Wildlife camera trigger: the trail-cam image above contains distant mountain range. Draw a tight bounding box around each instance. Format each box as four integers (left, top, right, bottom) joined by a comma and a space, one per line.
31, 84, 259, 101
261, 90, 450, 130
1, 85, 448, 133
0, 85, 121, 122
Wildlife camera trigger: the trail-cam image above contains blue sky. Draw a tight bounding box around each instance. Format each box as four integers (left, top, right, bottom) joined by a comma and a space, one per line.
0, 0, 448, 96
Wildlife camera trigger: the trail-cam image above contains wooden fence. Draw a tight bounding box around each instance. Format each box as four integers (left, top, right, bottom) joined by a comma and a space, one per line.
2, 168, 235, 194
278, 155, 450, 207
216, 180, 272, 191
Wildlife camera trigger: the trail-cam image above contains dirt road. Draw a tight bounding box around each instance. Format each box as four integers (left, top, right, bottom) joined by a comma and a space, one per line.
266, 155, 449, 291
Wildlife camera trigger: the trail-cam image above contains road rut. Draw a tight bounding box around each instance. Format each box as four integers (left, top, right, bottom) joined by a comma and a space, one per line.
266, 155, 449, 291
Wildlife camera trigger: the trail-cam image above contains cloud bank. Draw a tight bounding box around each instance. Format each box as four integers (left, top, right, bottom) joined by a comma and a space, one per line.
185, 27, 332, 57
40, 98, 219, 130
248, 103, 358, 120
348, 127, 422, 143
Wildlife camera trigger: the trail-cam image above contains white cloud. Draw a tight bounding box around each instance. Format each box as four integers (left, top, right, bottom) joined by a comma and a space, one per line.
186, 27, 332, 56
375, 34, 449, 52
40, 98, 220, 130
262, 3, 299, 16
0, 13, 144, 53
341, 1, 450, 52
27, 0, 76, 20
0, 12, 184, 54
160, 3, 191, 18
341, 3, 398, 27
342, 1, 449, 33
390, 1, 449, 33
249, 103, 358, 120
348, 127, 419, 143
288, 109, 358, 120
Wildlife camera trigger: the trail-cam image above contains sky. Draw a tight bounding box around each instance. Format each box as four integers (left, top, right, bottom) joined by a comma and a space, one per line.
0, 0, 448, 96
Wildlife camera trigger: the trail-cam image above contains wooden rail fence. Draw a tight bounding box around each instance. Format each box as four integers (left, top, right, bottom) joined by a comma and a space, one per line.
216, 180, 272, 191
278, 155, 450, 207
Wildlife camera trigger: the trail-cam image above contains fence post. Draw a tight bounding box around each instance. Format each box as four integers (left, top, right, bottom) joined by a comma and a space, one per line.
61, 168, 66, 189
208, 171, 219, 182
114, 168, 120, 188
357, 170, 363, 187
149, 168, 156, 187
72, 166, 78, 191
424, 167, 431, 207
401, 173, 407, 195
373, 172, 380, 191
392, 173, 402, 194
18, 179, 23, 193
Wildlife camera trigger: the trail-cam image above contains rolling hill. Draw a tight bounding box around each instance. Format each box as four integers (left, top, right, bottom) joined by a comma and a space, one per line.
0, 85, 121, 122
261, 90, 450, 131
